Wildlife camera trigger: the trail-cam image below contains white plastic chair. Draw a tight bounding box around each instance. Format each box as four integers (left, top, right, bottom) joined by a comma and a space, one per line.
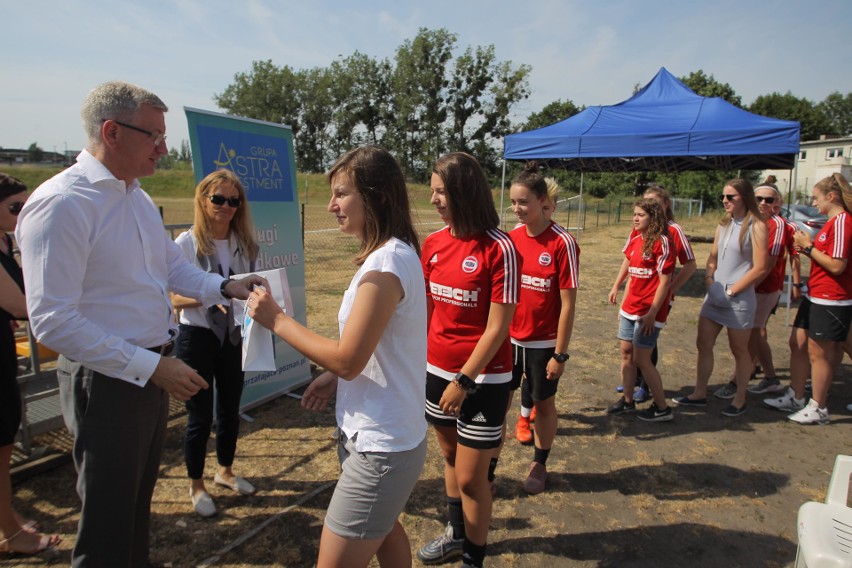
795, 454, 852, 567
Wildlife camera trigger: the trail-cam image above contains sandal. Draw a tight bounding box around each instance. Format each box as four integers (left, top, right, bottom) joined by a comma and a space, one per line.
0, 528, 60, 556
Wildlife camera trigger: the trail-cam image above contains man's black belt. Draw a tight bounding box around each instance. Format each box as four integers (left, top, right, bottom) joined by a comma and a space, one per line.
146, 341, 175, 357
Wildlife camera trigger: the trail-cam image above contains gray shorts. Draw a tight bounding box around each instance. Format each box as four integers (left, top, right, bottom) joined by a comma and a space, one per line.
325, 431, 426, 540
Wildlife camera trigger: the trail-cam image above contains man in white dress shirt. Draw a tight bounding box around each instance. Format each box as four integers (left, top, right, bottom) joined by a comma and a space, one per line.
16, 81, 263, 568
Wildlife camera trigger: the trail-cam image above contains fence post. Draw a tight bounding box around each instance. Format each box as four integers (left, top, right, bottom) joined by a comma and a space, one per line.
301, 203, 305, 246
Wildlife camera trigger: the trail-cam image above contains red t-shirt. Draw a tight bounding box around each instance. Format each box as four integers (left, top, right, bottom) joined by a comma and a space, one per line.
667, 221, 696, 265
620, 233, 676, 325
807, 212, 852, 305
509, 222, 580, 346
422, 226, 520, 383
756, 215, 789, 294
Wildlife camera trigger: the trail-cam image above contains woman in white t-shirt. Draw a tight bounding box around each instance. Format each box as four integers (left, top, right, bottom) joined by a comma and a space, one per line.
249, 146, 427, 568
172, 169, 259, 518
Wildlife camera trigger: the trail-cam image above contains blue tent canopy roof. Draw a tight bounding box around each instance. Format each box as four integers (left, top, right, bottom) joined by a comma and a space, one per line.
503, 68, 800, 172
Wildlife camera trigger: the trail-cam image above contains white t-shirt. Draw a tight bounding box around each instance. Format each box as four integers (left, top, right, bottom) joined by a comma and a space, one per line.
336, 238, 427, 453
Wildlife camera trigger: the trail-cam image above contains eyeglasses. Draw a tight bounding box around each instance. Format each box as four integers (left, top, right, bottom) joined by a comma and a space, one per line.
109, 120, 167, 146
8, 202, 24, 216
755, 196, 777, 204
208, 194, 242, 208
720, 194, 739, 202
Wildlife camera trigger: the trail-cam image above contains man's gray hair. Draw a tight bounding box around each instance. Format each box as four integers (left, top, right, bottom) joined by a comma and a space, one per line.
80, 81, 168, 147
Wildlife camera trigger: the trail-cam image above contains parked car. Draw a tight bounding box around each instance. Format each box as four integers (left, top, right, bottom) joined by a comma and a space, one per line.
780, 204, 828, 240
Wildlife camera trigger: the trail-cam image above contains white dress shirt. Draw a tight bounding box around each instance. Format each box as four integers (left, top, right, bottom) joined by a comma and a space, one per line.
16, 150, 226, 386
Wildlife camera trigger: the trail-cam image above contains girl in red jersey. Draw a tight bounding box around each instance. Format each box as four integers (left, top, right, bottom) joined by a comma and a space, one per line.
781, 174, 852, 424
742, 178, 802, 395
620, 186, 697, 400
417, 152, 519, 568
508, 164, 579, 494
608, 198, 676, 421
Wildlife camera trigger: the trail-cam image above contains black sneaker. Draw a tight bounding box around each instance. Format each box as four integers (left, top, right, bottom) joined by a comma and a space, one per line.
671, 396, 707, 407
637, 403, 673, 422
416, 523, 464, 564
606, 397, 636, 415
722, 403, 748, 417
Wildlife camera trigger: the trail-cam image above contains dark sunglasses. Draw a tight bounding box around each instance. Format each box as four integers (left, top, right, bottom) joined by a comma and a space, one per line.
755, 196, 777, 204
720, 194, 739, 202
208, 194, 242, 208
8, 202, 24, 216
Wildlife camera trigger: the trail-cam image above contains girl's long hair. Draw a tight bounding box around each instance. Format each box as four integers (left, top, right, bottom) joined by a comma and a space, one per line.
192, 169, 259, 261
634, 198, 668, 257
720, 178, 760, 250
328, 146, 420, 264
433, 152, 498, 238
814, 173, 852, 213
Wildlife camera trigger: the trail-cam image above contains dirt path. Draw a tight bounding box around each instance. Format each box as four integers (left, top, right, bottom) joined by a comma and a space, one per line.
10, 222, 851, 568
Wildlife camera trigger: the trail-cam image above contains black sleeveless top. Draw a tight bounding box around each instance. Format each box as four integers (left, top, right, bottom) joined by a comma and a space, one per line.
1, 234, 25, 380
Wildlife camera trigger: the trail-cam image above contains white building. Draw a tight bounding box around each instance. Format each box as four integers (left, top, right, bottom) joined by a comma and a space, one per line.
763, 135, 852, 201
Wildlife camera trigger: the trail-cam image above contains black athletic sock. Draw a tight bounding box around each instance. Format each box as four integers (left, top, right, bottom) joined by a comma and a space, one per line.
521, 377, 534, 410
533, 446, 551, 466
462, 539, 487, 568
448, 496, 465, 540
487, 457, 498, 482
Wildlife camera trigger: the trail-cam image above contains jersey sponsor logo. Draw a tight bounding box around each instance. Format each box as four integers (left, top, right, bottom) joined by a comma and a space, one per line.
429, 253, 438, 263
521, 274, 552, 291
628, 266, 653, 278
462, 256, 479, 273
430, 282, 480, 304
818, 233, 827, 242
538, 252, 552, 266
471, 412, 487, 423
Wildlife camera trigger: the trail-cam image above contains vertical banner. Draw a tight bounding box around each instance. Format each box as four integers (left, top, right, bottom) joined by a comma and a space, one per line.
185, 107, 310, 411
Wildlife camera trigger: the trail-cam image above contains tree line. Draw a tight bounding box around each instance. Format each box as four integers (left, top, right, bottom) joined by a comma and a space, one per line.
215, 28, 851, 203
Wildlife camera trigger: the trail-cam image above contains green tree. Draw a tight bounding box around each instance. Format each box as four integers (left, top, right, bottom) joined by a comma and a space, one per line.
214, 59, 304, 132
680, 70, 742, 107
27, 142, 44, 163
388, 28, 456, 177
179, 140, 192, 162
749, 91, 829, 141
523, 99, 583, 131
818, 91, 852, 137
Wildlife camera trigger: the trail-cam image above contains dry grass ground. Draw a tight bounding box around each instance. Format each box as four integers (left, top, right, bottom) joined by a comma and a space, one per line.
9, 202, 851, 568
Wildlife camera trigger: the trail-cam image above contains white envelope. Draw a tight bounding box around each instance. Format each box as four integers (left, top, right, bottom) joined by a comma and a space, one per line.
232, 267, 294, 371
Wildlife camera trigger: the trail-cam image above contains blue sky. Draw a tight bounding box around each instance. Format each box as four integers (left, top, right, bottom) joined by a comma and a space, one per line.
3, 0, 850, 154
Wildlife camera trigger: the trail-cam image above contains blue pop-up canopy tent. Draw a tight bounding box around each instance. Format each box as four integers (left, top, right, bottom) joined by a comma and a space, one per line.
503, 67, 800, 172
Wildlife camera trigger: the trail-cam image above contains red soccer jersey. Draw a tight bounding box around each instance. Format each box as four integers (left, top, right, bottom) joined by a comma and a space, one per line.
628, 221, 694, 265
667, 221, 696, 265
756, 215, 788, 294
620, 232, 676, 325
422, 226, 520, 383
509, 222, 580, 346
807, 212, 852, 304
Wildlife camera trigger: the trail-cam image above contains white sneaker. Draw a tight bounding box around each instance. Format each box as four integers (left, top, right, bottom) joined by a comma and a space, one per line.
763, 387, 806, 412
788, 399, 830, 425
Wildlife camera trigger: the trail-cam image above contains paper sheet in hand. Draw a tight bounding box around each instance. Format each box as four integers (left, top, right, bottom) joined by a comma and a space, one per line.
232, 268, 294, 371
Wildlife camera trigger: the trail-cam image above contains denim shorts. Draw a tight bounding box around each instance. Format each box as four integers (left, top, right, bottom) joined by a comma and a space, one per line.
616, 315, 661, 350
325, 431, 426, 540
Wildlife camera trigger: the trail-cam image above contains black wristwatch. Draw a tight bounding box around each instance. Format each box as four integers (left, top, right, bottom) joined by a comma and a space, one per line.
219, 279, 233, 299
552, 352, 570, 363
803, 245, 814, 256
453, 372, 477, 392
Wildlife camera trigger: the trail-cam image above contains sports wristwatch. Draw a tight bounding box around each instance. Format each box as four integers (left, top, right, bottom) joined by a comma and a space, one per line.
453, 372, 477, 392
552, 352, 570, 363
